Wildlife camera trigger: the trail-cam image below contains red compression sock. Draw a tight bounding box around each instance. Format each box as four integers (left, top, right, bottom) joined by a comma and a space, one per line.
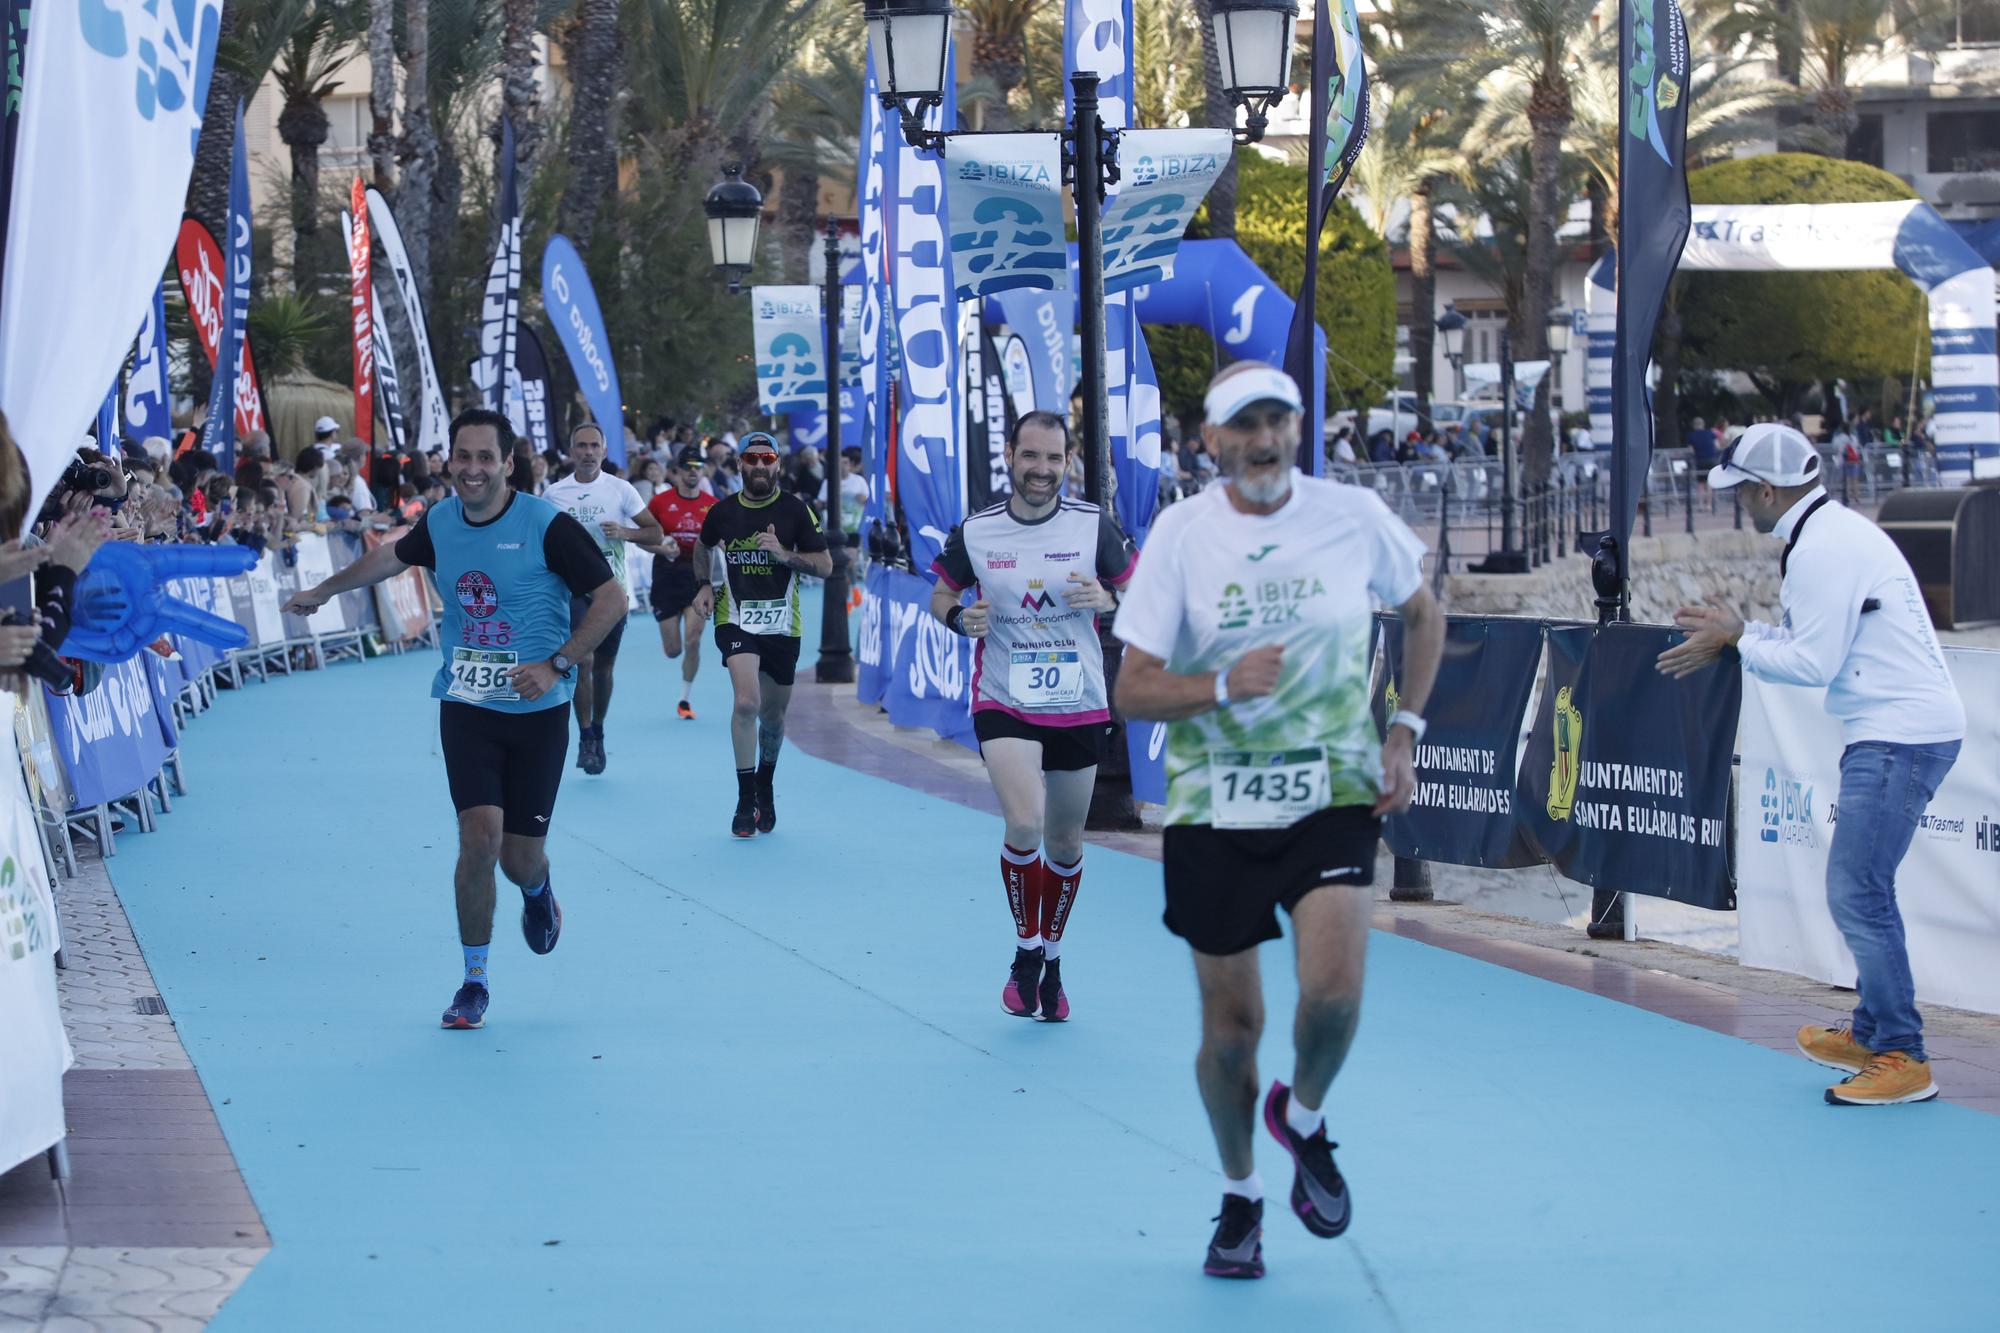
1040, 856, 1082, 942
1001, 844, 1042, 944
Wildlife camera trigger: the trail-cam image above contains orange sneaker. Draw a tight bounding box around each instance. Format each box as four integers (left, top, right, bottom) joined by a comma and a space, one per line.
1825, 1051, 1939, 1106
676, 700, 695, 721
1796, 1023, 1874, 1074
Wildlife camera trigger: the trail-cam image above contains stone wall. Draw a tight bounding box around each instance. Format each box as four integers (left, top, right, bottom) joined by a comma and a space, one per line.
1440, 530, 1784, 626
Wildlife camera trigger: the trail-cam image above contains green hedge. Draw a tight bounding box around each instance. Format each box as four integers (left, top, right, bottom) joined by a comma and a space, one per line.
1677, 154, 1929, 389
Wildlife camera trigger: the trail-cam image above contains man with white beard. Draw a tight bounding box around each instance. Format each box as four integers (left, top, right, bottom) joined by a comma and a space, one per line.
1114, 361, 1445, 1279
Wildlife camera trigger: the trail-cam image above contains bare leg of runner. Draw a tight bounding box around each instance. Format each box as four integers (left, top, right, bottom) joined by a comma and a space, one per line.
1287, 886, 1371, 1113
453, 807, 502, 948
1193, 947, 1266, 1182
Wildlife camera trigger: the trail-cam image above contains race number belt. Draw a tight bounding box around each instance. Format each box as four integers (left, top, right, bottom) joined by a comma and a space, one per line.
1209, 746, 1329, 829
1009, 650, 1084, 706
735, 598, 790, 633
448, 647, 520, 704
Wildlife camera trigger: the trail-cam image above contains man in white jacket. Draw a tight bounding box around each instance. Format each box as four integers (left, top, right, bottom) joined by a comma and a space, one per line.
1657, 423, 1964, 1107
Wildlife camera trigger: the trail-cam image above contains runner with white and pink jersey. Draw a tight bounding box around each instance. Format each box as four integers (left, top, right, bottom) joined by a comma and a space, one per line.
928, 411, 1137, 1023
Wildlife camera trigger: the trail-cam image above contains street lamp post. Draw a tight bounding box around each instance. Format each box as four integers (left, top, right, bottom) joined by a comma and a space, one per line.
702, 165, 764, 294
1435, 302, 1467, 399
815, 217, 855, 684
861, 0, 1292, 510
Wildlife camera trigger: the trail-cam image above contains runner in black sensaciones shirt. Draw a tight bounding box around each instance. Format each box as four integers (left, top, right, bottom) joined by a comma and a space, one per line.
693, 433, 831, 837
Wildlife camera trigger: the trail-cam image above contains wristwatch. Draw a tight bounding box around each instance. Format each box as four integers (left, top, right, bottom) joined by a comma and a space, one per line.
1389, 709, 1427, 743
1214, 671, 1232, 710
552, 653, 576, 679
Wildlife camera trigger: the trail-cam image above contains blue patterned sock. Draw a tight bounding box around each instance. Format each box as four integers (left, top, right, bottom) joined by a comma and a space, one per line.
463, 944, 489, 987
522, 874, 548, 898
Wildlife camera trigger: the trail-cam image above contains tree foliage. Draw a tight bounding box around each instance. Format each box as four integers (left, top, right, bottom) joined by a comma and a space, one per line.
1148, 151, 1395, 421
1676, 154, 1930, 401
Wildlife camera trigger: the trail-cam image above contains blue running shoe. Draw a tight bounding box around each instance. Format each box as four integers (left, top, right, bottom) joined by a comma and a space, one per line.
521, 880, 562, 955
442, 981, 489, 1030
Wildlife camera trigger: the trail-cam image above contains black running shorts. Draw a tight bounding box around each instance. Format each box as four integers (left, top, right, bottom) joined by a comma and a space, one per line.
570, 592, 627, 660
438, 701, 570, 838
1162, 805, 1381, 957
972, 709, 1109, 773
714, 624, 802, 687
649, 558, 700, 621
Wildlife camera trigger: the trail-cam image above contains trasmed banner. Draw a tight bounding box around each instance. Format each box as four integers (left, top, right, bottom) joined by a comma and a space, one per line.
751, 285, 827, 416
176, 213, 267, 451
942, 132, 1067, 300
1737, 648, 2000, 1016
1098, 128, 1232, 294
1517, 623, 1739, 909
348, 177, 375, 445
1376, 616, 1544, 869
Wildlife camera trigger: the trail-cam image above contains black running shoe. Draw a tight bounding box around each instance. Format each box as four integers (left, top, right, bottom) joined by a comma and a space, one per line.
1262, 1081, 1350, 1238
731, 801, 757, 838
1036, 956, 1069, 1022
1204, 1195, 1265, 1279
441, 981, 489, 1030
1002, 945, 1043, 1017
754, 783, 775, 834
581, 732, 606, 776
520, 880, 562, 956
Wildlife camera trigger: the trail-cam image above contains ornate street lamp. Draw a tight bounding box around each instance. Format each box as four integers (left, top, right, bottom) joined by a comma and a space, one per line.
702, 165, 764, 294
863, 0, 956, 153
1435, 302, 1468, 397
1210, 0, 1299, 144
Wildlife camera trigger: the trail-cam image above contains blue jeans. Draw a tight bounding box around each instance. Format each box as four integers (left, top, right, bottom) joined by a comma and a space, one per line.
1827, 740, 1960, 1061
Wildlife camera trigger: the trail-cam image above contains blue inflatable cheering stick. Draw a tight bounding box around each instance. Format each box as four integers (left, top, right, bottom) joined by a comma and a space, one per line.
63, 543, 259, 664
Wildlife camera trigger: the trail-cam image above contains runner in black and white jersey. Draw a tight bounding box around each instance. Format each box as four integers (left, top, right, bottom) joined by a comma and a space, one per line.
929, 411, 1137, 1022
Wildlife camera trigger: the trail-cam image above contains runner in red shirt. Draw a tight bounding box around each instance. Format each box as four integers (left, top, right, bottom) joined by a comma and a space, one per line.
645, 445, 719, 719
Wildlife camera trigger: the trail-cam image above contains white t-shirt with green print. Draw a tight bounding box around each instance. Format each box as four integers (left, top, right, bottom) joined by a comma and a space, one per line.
1114, 475, 1426, 828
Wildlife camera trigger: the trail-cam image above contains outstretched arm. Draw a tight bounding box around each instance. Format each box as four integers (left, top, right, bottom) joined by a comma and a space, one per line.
283, 540, 408, 615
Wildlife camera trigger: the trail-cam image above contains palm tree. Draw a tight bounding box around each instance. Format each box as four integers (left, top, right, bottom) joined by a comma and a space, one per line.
367, 0, 399, 188
1352, 85, 1475, 431
397, 0, 442, 303
272, 3, 364, 280
1761, 0, 1949, 150
1383, 0, 1600, 480
963, 0, 1038, 129
765, 43, 866, 281
501, 0, 547, 192
1133, 0, 1209, 128
189, 0, 312, 241
1192, 0, 1236, 236
558, 0, 623, 255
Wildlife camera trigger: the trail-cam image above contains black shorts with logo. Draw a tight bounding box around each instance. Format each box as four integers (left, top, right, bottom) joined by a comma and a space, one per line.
714, 623, 803, 687
1162, 805, 1381, 957
973, 709, 1109, 773
649, 558, 701, 621
439, 701, 570, 838
570, 593, 626, 660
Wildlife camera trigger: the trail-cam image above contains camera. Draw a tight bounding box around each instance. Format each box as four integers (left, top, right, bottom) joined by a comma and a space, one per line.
0, 609, 73, 691
62, 458, 116, 494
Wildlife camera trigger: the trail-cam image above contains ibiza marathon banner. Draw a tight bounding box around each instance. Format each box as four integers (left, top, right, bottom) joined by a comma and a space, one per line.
751, 285, 828, 416
857, 565, 975, 747
1098, 128, 1232, 294
1375, 616, 1543, 869
943, 132, 1066, 299
1517, 623, 1738, 909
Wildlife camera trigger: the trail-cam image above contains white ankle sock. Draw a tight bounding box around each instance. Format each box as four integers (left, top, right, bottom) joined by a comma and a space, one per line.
1014, 936, 1042, 954
1040, 935, 1061, 960
680, 679, 692, 701
1285, 1090, 1324, 1139
1223, 1171, 1263, 1202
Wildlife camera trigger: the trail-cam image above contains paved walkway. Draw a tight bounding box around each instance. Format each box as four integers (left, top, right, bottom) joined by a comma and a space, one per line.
7, 610, 2000, 1330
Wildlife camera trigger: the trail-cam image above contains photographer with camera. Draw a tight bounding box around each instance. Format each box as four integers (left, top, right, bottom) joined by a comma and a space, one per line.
0, 420, 115, 695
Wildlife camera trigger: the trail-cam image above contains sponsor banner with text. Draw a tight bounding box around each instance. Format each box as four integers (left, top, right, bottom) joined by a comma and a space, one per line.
1517, 624, 1738, 909
1097, 128, 1231, 295
1737, 649, 2000, 1016
752, 285, 827, 416
1375, 615, 1543, 869
942, 132, 1067, 300
857, 566, 974, 747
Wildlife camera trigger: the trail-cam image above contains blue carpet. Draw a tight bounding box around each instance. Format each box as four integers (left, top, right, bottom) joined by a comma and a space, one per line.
105, 613, 2000, 1331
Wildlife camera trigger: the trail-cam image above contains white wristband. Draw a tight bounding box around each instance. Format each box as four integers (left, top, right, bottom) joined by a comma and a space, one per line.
1214, 670, 1231, 710
1389, 709, 1427, 743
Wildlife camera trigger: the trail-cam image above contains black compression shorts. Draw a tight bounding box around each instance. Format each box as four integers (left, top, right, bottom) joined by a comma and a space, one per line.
713, 624, 802, 687
570, 592, 627, 660
438, 701, 570, 837
1161, 805, 1381, 956
650, 558, 700, 621
972, 710, 1109, 772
